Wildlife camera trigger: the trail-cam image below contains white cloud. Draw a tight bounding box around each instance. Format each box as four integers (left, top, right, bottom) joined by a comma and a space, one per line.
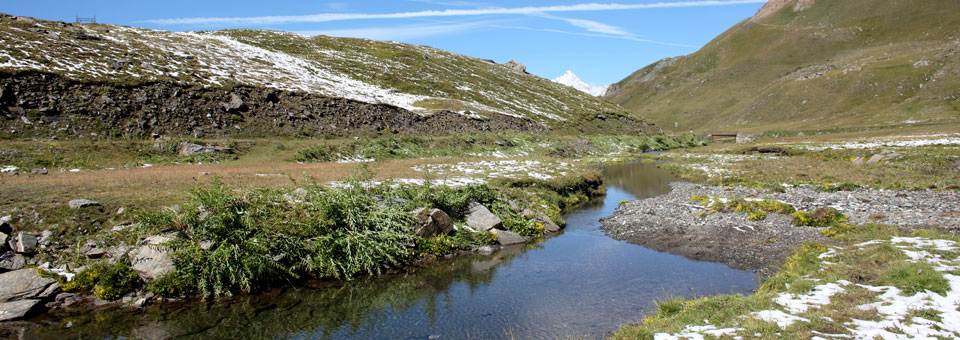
297, 21, 491, 41
489, 24, 698, 48
535, 13, 633, 36
143, 0, 768, 26
407, 0, 489, 7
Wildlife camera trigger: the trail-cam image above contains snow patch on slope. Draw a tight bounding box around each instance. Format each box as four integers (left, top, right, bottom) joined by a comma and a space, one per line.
552, 70, 608, 97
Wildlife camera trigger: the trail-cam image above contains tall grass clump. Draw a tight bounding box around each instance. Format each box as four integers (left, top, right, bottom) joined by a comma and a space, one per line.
136, 178, 416, 298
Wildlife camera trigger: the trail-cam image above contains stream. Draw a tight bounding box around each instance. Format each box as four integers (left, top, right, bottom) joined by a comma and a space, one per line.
22, 162, 758, 339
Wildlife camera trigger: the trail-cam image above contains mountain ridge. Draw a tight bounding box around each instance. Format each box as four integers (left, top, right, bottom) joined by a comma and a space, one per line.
0, 13, 653, 137
605, 0, 960, 133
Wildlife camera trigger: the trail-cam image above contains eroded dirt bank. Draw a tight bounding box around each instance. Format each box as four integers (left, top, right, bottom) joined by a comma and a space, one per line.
0, 71, 556, 138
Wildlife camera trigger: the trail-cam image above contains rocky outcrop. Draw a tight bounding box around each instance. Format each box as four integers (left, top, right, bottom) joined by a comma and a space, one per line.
503, 60, 528, 73
0, 269, 58, 302
68, 199, 101, 209
0, 71, 549, 138
129, 235, 175, 281
736, 133, 757, 144
177, 142, 230, 156
464, 201, 502, 232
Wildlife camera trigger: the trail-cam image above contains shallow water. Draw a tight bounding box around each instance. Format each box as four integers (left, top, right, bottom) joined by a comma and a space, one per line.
25, 162, 758, 340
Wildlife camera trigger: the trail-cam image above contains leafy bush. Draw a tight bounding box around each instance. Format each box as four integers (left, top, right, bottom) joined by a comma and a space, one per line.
793, 207, 848, 227
414, 231, 496, 256
748, 210, 767, 221
136, 178, 416, 297
502, 214, 544, 237
56, 262, 139, 300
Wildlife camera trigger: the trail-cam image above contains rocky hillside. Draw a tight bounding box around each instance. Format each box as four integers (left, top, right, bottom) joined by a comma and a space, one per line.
0, 14, 651, 138
605, 0, 960, 133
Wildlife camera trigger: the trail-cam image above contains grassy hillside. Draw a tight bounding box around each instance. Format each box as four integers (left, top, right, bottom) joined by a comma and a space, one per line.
606, 0, 960, 133
0, 13, 639, 131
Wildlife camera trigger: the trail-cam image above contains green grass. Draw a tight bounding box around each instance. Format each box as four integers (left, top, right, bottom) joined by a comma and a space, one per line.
609, 224, 960, 339
652, 138, 960, 191
607, 0, 960, 134
879, 262, 950, 295
292, 133, 707, 163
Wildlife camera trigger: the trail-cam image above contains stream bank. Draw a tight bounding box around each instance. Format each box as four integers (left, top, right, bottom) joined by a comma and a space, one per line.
3, 162, 759, 339
601, 182, 960, 276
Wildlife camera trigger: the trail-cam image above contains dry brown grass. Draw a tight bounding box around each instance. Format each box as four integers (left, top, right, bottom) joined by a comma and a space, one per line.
0, 157, 484, 211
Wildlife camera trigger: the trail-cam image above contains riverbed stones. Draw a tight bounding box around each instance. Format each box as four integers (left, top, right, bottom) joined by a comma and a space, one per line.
68, 199, 101, 209
464, 201, 502, 232
491, 229, 525, 245
0, 299, 41, 321
130, 235, 175, 281
0, 252, 26, 271
0, 269, 58, 302
8, 232, 37, 253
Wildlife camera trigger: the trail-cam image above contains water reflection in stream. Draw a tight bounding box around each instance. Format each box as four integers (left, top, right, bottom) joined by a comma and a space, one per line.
23, 162, 758, 340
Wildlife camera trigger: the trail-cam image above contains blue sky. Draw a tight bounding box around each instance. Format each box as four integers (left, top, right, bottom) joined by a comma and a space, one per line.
2, 1, 765, 86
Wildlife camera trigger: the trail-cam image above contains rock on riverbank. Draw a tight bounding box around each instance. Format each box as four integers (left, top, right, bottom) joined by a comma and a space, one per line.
600, 182, 960, 274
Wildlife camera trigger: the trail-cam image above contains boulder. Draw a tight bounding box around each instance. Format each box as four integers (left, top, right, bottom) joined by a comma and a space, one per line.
503, 60, 527, 73
866, 154, 885, 164
0, 269, 58, 302
412, 208, 454, 237
0, 233, 6, 251
0, 252, 26, 272
85, 247, 106, 258
1, 215, 13, 234
536, 215, 561, 233
735, 133, 757, 143
177, 142, 217, 156
476, 245, 496, 255
492, 229, 525, 245
68, 199, 101, 209
129, 235, 175, 281
39, 230, 53, 246
8, 232, 38, 253
464, 201, 502, 232
222, 93, 247, 113
30, 168, 48, 175
429, 209, 454, 235
0, 299, 41, 321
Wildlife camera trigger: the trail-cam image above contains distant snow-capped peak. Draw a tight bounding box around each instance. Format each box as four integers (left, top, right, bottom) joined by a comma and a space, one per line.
552, 70, 608, 97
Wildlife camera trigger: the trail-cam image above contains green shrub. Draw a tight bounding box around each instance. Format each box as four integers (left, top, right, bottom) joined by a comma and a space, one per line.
147, 272, 195, 298
137, 178, 415, 297
56, 262, 139, 300
748, 210, 767, 221
793, 207, 847, 227
502, 214, 543, 237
